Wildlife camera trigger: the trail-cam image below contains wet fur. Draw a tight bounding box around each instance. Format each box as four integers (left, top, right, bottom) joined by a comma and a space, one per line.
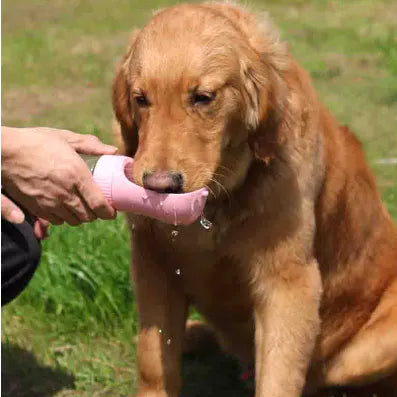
112, 2, 397, 396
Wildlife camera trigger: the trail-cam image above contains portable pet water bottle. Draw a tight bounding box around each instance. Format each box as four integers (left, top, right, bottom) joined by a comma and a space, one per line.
80, 155, 208, 225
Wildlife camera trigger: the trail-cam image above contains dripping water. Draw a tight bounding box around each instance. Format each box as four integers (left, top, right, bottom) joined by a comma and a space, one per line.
171, 229, 179, 242
200, 214, 212, 230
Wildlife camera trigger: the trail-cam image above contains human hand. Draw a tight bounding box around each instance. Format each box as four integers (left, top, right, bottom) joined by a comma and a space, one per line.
1, 126, 118, 226
1, 193, 25, 224
2, 194, 49, 239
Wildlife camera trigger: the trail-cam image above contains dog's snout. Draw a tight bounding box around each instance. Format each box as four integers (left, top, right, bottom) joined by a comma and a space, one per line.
142, 171, 184, 193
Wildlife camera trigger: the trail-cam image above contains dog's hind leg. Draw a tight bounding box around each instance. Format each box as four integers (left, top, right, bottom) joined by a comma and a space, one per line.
323, 280, 397, 388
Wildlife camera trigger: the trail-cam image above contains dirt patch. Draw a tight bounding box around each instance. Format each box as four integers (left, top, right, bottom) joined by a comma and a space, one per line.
2, 85, 98, 123
372, 1, 397, 27
2, 0, 78, 35
323, 52, 385, 74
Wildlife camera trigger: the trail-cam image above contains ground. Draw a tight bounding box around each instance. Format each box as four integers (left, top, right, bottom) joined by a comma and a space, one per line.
2, 0, 397, 396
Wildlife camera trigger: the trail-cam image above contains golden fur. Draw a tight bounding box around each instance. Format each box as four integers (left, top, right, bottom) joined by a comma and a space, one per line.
112, 3, 397, 396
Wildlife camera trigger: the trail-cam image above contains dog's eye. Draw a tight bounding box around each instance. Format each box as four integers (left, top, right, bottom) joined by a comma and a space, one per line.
135, 94, 149, 107
192, 92, 216, 106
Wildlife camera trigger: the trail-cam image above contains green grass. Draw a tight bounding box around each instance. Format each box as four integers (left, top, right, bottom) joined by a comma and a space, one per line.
2, 0, 397, 396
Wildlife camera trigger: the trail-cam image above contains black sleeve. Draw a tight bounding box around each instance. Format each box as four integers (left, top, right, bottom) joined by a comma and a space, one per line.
1, 211, 41, 306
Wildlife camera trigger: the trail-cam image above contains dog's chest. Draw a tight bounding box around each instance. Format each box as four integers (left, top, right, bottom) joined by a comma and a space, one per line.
153, 220, 254, 321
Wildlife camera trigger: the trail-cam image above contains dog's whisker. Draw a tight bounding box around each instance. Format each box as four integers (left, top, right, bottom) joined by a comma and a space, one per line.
212, 171, 228, 179
209, 177, 231, 202
192, 167, 232, 202
204, 183, 217, 199
216, 164, 237, 177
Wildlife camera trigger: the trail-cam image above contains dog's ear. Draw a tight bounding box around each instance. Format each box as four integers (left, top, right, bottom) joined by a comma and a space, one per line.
237, 14, 289, 164
112, 29, 140, 157
241, 58, 289, 164
241, 50, 290, 164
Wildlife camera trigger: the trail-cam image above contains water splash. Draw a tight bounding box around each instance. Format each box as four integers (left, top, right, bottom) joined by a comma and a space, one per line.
200, 214, 212, 230
166, 338, 172, 346
171, 229, 179, 242
175, 268, 181, 276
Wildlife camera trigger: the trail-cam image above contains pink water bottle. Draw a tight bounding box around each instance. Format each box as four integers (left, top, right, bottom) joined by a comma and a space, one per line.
81, 155, 208, 225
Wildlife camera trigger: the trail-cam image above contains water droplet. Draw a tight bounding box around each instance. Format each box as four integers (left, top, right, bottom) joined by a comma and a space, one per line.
160, 201, 163, 208
131, 223, 136, 231
175, 268, 181, 276
158, 328, 163, 334
166, 338, 171, 345
200, 214, 212, 230
171, 229, 179, 242
142, 193, 148, 201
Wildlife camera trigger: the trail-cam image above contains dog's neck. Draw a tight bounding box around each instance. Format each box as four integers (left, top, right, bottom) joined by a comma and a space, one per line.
204, 151, 276, 227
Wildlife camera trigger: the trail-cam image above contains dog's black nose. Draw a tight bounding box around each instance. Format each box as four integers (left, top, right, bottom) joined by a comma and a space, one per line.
142, 171, 184, 193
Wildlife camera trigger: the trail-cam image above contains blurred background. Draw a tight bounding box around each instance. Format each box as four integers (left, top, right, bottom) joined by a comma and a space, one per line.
2, 0, 396, 396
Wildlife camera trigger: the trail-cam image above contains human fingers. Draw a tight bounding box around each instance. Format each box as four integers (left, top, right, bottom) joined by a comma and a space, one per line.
61, 132, 118, 155
52, 204, 85, 226
76, 170, 116, 220
62, 188, 97, 224
4, 187, 65, 226
41, 213, 65, 225
34, 218, 50, 240
1, 194, 25, 224
32, 127, 118, 155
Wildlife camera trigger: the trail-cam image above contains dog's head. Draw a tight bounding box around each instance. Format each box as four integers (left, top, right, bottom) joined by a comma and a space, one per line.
113, 3, 288, 196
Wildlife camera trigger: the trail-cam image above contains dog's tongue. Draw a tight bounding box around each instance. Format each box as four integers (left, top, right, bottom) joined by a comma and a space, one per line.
91, 155, 208, 225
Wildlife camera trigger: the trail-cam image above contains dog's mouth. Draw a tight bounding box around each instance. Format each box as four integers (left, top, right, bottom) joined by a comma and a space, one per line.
109, 158, 210, 225
124, 161, 209, 195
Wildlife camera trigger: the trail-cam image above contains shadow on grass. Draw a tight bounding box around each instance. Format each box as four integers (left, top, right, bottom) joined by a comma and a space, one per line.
319, 383, 397, 397
181, 352, 252, 397
181, 350, 397, 397
1, 343, 75, 397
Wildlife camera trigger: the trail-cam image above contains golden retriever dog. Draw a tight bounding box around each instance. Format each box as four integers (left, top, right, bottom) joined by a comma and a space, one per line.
112, 2, 397, 396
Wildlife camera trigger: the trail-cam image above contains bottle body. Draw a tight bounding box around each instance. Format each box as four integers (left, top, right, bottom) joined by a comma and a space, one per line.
79, 154, 209, 225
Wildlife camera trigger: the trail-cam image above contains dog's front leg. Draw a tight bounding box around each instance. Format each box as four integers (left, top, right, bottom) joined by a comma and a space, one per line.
132, 230, 188, 397
253, 259, 322, 397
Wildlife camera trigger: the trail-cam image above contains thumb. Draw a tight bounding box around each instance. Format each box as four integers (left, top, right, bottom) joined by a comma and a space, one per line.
65, 133, 118, 155
1, 194, 25, 224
